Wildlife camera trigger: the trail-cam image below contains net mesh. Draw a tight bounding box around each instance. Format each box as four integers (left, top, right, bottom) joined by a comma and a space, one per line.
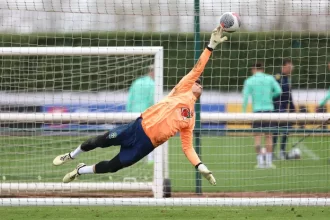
0, 0, 330, 202
0, 53, 155, 197
0, 55, 154, 91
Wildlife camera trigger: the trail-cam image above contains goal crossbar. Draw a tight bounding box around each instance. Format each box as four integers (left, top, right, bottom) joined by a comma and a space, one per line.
0, 47, 164, 56
0, 112, 329, 123
0, 182, 152, 192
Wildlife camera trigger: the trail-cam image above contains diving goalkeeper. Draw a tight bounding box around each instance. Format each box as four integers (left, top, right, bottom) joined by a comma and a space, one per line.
52, 26, 228, 186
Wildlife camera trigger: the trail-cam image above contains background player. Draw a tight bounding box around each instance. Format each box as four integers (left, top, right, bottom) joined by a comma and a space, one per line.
126, 65, 155, 113
273, 59, 296, 160
242, 63, 282, 169
52, 26, 228, 185
316, 61, 330, 112
127, 64, 155, 164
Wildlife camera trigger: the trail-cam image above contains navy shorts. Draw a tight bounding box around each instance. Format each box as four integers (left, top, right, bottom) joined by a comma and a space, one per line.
252, 111, 275, 131
104, 117, 154, 166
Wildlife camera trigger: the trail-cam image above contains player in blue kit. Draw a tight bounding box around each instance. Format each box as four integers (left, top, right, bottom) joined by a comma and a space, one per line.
273, 59, 296, 160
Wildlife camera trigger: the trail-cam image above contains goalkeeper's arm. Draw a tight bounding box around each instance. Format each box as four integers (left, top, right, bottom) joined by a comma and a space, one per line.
174, 27, 228, 93
180, 128, 216, 185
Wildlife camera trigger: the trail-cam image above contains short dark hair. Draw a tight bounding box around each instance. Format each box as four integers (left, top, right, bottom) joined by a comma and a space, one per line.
195, 78, 201, 85
282, 58, 292, 66
251, 62, 264, 70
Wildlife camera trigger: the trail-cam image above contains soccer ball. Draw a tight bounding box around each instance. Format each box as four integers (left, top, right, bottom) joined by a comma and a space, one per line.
288, 147, 302, 159
219, 12, 241, 33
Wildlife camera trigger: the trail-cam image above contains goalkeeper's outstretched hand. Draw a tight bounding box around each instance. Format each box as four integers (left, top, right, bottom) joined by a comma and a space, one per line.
208, 26, 228, 49
197, 163, 216, 185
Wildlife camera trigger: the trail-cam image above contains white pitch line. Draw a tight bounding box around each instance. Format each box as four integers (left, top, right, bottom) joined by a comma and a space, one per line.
292, 138, 320, 160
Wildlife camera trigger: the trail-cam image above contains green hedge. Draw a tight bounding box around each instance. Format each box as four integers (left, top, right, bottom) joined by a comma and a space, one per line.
0, 32, 329, 91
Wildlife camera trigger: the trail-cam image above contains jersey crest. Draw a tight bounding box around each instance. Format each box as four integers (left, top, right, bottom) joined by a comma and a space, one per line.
181, 107, 193, 119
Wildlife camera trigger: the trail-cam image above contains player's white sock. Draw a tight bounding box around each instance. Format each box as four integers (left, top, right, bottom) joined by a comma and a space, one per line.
70, 145, 84, 158
78, 165, 94, 174
265, 153, 272, 166
257, 154, 264, 166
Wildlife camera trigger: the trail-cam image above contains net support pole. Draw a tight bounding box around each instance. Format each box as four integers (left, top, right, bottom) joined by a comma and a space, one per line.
153, 47, 164, 198
194, 0, 202, 195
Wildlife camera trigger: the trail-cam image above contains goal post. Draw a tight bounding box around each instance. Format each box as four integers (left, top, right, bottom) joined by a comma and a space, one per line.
0, 46, 165, 199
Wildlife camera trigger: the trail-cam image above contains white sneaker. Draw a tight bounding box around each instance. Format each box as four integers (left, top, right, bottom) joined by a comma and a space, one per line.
62, 163, 86, 183
53, 153, 73, 166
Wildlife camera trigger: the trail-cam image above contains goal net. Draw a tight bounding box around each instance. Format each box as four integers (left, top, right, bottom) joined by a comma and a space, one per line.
1, 0, 330, 206
0, 47, 165, 198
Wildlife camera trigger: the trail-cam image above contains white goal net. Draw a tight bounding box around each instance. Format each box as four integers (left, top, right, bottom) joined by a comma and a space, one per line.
0, 47, 165, 198
1, 0, 330, 207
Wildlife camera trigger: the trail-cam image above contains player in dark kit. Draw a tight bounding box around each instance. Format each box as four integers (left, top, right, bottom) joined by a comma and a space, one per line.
273, 59, 296, 160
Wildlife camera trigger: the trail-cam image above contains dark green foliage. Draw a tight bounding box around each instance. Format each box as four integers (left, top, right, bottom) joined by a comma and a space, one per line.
0, 32, 329, 91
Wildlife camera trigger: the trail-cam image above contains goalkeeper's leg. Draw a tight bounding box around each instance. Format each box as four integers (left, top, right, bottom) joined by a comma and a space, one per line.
64, 146, 154, 183
53, 123, 131, 166
63, 154, 124, 183
62, 117, 155, 183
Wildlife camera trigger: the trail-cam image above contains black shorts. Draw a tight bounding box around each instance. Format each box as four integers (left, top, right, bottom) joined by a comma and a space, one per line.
252, 111, 275, 131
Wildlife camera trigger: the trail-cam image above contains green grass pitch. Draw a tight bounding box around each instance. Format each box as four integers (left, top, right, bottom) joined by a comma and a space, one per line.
0, 134, 329, 193
1, 206, 330, 220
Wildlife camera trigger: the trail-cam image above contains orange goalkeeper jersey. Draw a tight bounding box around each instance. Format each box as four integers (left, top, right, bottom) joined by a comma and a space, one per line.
141, 48, 212, 166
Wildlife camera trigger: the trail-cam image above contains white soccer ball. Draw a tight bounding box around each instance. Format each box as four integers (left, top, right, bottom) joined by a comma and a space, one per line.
288, 147, 302, 159
219, 12, 241, 33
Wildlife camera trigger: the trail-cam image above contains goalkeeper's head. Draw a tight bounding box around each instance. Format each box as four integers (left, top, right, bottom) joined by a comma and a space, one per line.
192, 78, 203, 99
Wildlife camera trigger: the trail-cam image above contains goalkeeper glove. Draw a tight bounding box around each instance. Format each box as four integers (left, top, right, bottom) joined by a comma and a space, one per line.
196, 163, 216, 185
208, 26, 228, 49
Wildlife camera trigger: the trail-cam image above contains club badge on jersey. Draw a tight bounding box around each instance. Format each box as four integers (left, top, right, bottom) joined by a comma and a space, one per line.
181, 107, 193, 120
109, 132, 117, 139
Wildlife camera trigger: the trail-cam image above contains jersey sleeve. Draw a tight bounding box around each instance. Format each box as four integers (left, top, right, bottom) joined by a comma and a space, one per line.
174, 48, 212, 93
319, 90, 330, 107
242, 79, 251, 112
180, 127, 201, 166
